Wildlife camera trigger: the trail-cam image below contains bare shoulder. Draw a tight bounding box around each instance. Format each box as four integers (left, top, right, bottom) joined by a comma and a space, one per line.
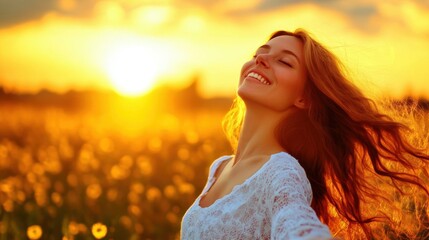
207, 155, 233, 179
213, 157, 231, 178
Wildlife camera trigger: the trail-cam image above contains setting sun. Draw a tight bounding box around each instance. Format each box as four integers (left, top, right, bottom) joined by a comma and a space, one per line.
105, 43, 161, 96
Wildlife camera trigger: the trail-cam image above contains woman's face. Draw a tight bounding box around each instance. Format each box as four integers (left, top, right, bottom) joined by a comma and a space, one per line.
238, 35, 307, 112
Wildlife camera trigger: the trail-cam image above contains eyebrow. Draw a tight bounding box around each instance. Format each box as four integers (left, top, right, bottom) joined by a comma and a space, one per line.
257, 44, 300, 64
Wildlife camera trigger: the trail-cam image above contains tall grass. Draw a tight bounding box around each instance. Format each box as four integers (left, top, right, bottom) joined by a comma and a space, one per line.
327, 99, 429, 239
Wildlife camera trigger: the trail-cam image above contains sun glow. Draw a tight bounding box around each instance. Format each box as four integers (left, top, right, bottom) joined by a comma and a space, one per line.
105, 43, 162, 96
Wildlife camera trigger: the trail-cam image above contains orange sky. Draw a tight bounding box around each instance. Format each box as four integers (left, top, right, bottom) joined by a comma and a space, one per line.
0, 0, 429, 98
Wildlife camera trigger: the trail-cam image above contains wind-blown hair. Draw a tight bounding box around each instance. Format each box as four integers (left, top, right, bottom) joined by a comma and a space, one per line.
222, 29, 429, 239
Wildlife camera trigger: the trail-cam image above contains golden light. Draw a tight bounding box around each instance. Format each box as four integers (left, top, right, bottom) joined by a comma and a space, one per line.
181, 15, 206, 32
131, 6, 173, 26
57, 0, 77, 11
86, 183, 102, 199
94, 1, 125, 24
105, 43, 162, 97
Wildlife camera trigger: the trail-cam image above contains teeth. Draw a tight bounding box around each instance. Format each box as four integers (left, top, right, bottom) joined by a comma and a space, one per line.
247, 72, 270, 85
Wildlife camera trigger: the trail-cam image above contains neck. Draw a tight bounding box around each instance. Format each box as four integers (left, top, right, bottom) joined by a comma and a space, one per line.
234, 105, 287, 164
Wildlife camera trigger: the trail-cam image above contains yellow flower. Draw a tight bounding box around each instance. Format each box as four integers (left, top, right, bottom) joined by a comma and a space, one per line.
27, 225, 43, 240
86, 183, 102, 199
91, 222, 107, 239
68, 221, 79, 235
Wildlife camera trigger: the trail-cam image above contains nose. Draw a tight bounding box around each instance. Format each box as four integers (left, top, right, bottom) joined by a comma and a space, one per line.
255, 54, 270, 68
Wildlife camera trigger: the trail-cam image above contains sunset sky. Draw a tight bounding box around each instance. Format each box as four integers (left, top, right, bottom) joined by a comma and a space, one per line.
0, 0, 429, 98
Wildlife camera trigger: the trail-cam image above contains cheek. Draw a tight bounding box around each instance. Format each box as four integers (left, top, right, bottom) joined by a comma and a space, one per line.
277, 72, 306, 97
294, 72, 307, 96
238, 61, 253, 87
240, 61, 253, 80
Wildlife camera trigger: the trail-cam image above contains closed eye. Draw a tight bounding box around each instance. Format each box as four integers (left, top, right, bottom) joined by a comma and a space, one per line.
279, 60, 292, 67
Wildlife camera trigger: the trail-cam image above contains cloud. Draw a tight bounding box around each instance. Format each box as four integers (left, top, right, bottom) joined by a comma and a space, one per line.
1, 0, 429, 98
225, 0, 379, 31
0, 0, 381, 32
0, 0, 98, 28
0, 0, 204, 28
0, 0, 56, 27
1, 0, 428, 36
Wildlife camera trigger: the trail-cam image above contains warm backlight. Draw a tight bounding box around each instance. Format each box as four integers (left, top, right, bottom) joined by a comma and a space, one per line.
105, 44, 161, 97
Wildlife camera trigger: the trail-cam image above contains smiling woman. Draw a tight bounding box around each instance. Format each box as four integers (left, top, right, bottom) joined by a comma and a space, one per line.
104, 43, 163, 97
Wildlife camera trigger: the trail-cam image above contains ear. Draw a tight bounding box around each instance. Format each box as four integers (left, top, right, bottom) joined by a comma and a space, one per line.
294, 97, 308, 109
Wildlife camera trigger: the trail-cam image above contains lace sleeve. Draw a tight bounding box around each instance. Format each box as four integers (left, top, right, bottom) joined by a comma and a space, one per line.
268, 159, 332, 240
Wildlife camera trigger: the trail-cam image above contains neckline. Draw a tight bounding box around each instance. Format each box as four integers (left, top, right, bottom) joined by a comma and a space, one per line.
196, 151, 288, 209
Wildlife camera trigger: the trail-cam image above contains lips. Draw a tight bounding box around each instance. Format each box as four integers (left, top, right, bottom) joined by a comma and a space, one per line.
245, 71, 271, 85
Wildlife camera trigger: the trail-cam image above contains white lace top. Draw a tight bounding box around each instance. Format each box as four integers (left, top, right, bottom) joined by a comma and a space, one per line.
181, 152, 332, 240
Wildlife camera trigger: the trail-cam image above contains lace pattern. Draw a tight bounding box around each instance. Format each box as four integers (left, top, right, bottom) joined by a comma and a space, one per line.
181, 152, 332, 240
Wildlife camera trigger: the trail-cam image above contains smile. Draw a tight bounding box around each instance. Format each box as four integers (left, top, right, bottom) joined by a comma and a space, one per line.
246, 72, 270, 85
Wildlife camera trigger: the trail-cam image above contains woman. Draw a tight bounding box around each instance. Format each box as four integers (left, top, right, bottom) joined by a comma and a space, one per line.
181, 29, 429, 239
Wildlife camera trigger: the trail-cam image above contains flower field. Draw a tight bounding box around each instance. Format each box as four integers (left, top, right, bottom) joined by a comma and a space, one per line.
0, 94, 428, 239
0, 99, 232, 240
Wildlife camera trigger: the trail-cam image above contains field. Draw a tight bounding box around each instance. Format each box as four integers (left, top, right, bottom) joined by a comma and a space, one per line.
0, 87, 233, 240
0, 91, 428, 239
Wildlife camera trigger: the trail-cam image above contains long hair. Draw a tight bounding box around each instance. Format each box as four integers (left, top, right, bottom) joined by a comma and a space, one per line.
222, 29, 429, 239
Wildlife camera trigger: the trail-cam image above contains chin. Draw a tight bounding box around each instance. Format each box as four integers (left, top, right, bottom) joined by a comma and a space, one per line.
237, 85, 253, 102
238, 84, 269, 103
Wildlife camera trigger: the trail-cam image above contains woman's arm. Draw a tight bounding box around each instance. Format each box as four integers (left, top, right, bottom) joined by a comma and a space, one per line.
267, 158, 333, 240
